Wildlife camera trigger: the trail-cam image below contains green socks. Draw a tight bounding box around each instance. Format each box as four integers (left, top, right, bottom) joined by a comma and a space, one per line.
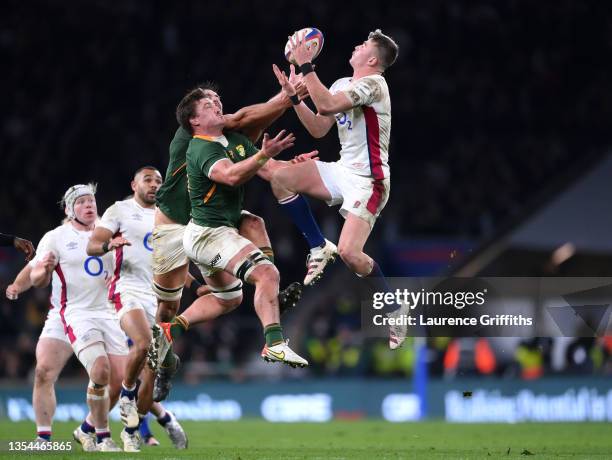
169, 315, 189, 339
264, 323, 284, 346
260, 246, 275, 263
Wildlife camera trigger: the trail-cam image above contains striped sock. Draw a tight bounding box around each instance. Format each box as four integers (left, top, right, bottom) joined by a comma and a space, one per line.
36, 426, 51, 441
169, 315, 189, 338
95, 427, 111, 443
259, 246, 275, 263
80, 419, 95, 434
264, 323, 284, 346
120, 382, 137, 400
125, 415, 144, 435
157, 411, 171, 427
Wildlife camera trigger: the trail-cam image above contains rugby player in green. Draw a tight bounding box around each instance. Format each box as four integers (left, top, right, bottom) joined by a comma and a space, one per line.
150, 85, 310, 398
178, 89, 309, 367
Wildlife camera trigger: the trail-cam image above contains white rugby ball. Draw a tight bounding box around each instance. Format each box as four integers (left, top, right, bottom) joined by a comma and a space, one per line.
285, 27, 324, 65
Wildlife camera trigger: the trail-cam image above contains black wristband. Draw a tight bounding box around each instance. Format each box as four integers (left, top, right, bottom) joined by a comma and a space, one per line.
300, 62, 314, 76
289, 94, 300, 105
101, 241, 110, 253
0, 233, 15, 247
190, 278, 203, 295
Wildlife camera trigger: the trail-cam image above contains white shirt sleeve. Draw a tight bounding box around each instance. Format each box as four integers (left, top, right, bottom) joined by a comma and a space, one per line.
342, 76, 383, 107
97, 203, 121, 234
29, 231, 58, 267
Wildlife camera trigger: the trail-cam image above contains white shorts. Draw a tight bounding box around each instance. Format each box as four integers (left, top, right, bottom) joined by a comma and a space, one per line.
183, 220, 269, 278
68, 316, 129, 361
39, 309, 71, 345
315, 161, 390, 227
152, 223, 188, 275
111, 290, 157, 327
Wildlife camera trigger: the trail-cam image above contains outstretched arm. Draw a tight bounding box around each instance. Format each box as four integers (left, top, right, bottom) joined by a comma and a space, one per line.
6, 264, 33, 300
224, 92, 292, 143
87, 227, 131, 256
0, 233, 35, 261
272, 64, 335, 138
209, 131, 295, 186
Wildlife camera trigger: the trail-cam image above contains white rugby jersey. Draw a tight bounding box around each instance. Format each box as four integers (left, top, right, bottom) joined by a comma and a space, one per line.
329, 74, 391, 180
97, 198, 155, 303
30, 223, 115, 340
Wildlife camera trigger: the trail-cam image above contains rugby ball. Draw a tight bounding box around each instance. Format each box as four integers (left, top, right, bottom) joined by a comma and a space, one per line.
285, 27, 324, 65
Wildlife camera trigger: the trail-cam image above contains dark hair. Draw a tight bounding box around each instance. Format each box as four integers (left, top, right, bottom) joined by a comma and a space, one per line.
368, 29, 399, 70
175, 81, 220, 134
134, 165, 160, 178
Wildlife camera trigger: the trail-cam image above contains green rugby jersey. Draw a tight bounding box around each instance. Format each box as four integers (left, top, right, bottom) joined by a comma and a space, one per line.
186, 132, 259, 228
156, 127, 192, 225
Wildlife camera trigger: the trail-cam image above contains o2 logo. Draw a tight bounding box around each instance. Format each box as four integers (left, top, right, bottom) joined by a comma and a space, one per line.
335, 112, 353, 130
84, 256, 104, 277
143, 232, 153, 252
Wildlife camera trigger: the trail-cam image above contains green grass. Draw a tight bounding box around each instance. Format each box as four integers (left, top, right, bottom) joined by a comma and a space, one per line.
0, 420, 610, 459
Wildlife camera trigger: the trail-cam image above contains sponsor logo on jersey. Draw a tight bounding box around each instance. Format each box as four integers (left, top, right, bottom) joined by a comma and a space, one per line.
66, 241, 78, 250
236, 145, 246, 157
353, 200, 361, 209
131, 213, 143, 221
226, 150, 235, 160
209, 253, 221, 267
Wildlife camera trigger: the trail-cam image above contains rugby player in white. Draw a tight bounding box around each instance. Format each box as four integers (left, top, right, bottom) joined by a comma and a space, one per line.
272, 30, 406, 348
6, 263, 74, 443
30, 184, 125, 452
87, 167, 187, 451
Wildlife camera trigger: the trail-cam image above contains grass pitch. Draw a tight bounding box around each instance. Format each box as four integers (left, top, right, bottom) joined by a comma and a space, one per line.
0, 420, 610, 459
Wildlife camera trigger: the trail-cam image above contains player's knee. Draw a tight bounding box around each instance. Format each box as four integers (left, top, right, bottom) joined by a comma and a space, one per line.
270, 168, 292, 195
241, 213, 266, 236
338, 245, 360, 272
251, 264, 280, 287
131, 334, 151, 358
34, 363, 58, 385
89, 356, 110, 385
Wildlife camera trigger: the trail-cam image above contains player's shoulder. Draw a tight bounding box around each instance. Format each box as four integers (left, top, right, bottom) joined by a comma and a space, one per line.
113, 198, 139, 213
187, 136, 206, 154
226, 130, 251, 145
189, 135, 212, 147
116, 197, 137, 207
331, 77, 352, 90
189, 136, 226, 155
171, 126, 191, 144
46, 222, 70, 241
355, 73, 387, 87
169, 127, 190, 152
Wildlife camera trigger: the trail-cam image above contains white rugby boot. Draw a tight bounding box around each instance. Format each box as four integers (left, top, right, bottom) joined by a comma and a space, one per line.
261, 340, 309, 368
304, 239, 338, 285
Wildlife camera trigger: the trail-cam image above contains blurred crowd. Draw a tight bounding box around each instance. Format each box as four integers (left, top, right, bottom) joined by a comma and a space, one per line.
2, 0, 612, 381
